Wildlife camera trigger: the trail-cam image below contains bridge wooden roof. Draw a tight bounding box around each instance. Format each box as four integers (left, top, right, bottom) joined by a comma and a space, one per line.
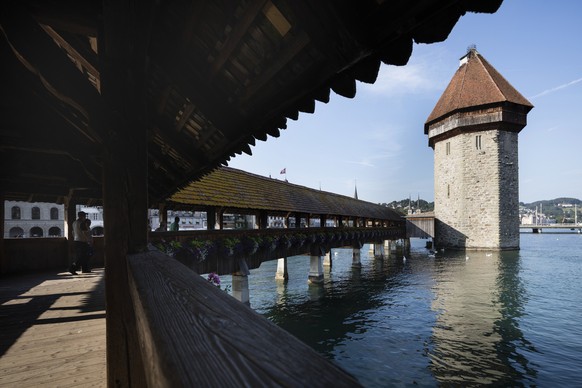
169, 167, 402, 221
0, 1, 502, 206
425, 48, 533, 130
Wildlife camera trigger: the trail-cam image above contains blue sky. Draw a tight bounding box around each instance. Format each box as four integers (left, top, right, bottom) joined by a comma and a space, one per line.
229, 0, 582, 205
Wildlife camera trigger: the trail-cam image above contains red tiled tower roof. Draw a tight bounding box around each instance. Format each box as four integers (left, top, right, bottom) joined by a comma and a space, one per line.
425, 48, 533, 133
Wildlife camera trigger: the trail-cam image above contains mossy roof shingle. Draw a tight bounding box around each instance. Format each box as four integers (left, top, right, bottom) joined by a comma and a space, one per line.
169, 167, 402, 221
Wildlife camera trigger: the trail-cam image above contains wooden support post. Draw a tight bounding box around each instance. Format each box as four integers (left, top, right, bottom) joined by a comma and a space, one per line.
100, 1, 154, 385
0, 191, 5, 274
158, 203, 167, 231
275, 257, 288, 280
258, 211, 268, 229
308, 245, 325, 284
323, 250, 332, 267
65, 199, 77, 265
232, 273, 250, 305
404, 238, 411, 254
352, 247, 362, 268
207, 207, 216, 230
218, 209, 224, 230
373, 243, 385, 258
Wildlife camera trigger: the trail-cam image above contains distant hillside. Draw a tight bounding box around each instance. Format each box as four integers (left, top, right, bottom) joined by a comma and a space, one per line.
520, 198, 581, 223
379, 197, 580, 222
380, 199, 434, 216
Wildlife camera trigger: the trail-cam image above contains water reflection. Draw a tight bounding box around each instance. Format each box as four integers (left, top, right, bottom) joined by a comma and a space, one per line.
225, 241, 560, 386
429, 250, 536, 386
263, 248, 407, 359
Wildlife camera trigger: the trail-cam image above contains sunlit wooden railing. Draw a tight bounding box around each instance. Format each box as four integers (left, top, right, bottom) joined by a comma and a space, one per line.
127, 249, 361, 386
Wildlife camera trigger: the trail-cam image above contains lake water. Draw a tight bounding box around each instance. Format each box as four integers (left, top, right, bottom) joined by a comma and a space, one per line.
217, 232, 582, 387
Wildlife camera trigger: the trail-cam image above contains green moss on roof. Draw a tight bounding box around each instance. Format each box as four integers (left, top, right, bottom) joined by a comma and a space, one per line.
169, 167, 402, 221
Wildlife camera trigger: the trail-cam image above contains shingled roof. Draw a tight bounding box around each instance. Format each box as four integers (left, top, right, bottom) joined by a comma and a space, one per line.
425, 48, 533, 131
169, 167, 402, 221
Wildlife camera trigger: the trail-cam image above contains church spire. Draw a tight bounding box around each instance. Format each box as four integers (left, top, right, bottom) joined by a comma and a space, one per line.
354, 180, 358, 200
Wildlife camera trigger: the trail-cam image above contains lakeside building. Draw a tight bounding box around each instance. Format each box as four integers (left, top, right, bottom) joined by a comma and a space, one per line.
4, 201, 104, 238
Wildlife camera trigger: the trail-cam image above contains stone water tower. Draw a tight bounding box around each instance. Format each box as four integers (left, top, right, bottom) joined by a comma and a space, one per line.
425, 48, 533, 250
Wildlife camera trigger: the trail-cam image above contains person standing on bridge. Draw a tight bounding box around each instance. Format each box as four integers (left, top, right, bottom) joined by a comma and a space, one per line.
69, 211, 91, 275
169, 216, 180, 232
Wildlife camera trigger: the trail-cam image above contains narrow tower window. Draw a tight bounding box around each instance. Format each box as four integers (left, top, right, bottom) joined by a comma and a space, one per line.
446, 142, 450, 155
447, 184, 450, 198
475, 135, 482, 150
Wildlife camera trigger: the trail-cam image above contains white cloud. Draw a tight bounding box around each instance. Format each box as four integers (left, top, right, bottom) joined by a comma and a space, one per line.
530, 77, 582, 99
360, 58, 446, 97
362, 63, 436, 96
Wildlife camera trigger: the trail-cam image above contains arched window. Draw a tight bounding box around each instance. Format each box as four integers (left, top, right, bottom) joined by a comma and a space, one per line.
50, 207, 59, 220
9, 227, 24, 238
32, 207, 41, 220
11, 206, 21, 220
49, 227, 62, 237
30, 227, 43, 237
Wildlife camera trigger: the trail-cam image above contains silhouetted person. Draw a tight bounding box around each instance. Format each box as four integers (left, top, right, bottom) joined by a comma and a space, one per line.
169, 216, 180, 231
70, 211, 91, 274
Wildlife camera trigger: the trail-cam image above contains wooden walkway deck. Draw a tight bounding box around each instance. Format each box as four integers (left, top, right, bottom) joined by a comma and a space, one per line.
0, 268, 106, 387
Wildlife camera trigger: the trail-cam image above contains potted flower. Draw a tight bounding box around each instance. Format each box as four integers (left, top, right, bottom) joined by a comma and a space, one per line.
189, 239, 213, 261
277, 234, 292, 249
218, 237, 240, 256
240, 235, 260, 255
260, 235, 276, 252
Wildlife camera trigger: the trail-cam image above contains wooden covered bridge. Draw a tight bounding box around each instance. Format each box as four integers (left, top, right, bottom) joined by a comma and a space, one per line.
0, 1, 503, 386
150, 166, 405, 282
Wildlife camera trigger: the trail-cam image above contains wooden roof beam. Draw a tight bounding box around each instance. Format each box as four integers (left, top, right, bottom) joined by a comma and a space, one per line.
210, 0, 268, 77
240, 30, 310, 103
0, 6, 103, 142
39, 24, 100, 91
150, 117, 210, 166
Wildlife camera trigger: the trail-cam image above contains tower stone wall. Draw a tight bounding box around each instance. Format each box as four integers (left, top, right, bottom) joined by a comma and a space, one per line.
434, 128, 519, 249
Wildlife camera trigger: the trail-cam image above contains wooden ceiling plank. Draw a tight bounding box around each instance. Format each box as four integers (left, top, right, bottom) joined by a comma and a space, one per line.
241, 30, 310, 102
174, 101, 196, 132
211, 0, 268, 77
150, 121, 209, 166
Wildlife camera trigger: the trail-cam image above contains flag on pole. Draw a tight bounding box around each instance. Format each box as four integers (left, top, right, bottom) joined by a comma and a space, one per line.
280, 168, 286, 174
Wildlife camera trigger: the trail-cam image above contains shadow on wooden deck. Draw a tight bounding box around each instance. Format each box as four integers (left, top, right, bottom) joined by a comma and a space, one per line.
0, 268, 106, 387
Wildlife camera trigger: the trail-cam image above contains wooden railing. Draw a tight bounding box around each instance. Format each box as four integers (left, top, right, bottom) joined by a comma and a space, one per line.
127, 249, 361, 386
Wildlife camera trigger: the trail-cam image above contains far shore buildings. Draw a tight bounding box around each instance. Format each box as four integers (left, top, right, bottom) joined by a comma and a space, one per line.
5, 197, 350, 238
3, 201, 104, 238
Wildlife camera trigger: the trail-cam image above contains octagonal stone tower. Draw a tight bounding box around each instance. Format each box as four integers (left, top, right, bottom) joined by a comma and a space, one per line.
425, 48, 533, 250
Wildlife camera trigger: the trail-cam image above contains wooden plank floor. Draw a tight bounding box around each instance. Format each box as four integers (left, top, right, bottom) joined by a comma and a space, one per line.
0, 268, 106, 387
